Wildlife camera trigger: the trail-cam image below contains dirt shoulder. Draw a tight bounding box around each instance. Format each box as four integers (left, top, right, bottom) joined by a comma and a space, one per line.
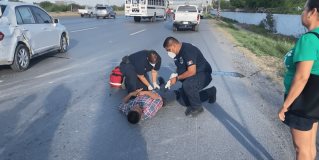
49, 12, 79, 18
210, 19, 285, 88
49, 11, 124, 18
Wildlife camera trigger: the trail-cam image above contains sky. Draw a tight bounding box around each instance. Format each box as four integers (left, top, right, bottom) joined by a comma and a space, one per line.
22, 0, 123, 6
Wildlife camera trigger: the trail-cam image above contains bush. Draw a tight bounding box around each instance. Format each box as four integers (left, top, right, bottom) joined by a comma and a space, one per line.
39, 1, 73, 12
260, 11, 276, 33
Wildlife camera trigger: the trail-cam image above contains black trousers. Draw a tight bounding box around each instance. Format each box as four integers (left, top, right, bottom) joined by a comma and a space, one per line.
178, 72, 212, 109
120, 62, 149, 93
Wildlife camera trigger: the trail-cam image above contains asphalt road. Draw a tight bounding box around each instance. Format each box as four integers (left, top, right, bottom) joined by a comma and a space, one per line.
0, 16, 296, 160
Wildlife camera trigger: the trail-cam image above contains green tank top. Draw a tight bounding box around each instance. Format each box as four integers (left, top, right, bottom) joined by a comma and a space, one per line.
283, 27, 319, 94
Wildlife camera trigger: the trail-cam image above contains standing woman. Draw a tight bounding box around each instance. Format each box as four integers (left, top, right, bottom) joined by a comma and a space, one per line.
279, 0, 319, 159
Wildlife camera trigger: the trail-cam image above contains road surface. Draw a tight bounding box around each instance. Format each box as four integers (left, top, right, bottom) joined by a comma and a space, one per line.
0, 16, 295, 160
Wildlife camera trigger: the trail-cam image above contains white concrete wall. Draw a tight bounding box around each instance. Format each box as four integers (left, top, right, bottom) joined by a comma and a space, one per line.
211, 10, 307, 37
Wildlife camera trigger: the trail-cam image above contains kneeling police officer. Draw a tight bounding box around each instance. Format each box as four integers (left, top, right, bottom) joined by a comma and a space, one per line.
163, 37, 216, 117
120, 50, 161, 93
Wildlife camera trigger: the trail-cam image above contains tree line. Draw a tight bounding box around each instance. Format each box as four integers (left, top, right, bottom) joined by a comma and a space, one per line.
214, 0, 306, 14
8, 0, 124, 12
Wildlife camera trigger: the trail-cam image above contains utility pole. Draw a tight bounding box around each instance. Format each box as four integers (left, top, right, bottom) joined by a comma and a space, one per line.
217, 0, 220, 19
205, 0, 208, 14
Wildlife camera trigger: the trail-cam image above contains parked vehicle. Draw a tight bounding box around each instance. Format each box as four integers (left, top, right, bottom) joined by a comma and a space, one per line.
125, 0, 166, 22
0, 1, 69, 71
173, 5, 200, 31
96, 5, 116, 19
78, 6, 96, 18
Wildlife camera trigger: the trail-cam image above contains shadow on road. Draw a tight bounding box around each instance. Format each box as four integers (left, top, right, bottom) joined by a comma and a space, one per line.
0, 94, 36, 158
87, 76, 148, 159
204, 103, 273, 159
0, 85, 72, 160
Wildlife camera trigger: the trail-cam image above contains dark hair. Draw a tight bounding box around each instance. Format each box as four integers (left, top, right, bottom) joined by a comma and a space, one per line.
163, 37, 179, 48
127, 111, 141, 124
148, 50, 159, 64
307, 0, 319, 12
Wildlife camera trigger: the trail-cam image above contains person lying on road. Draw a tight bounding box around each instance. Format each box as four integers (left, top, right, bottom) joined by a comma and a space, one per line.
119, 88, 163, 124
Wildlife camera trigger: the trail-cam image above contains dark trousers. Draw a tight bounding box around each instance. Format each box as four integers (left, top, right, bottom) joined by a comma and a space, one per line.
120, 63, 149, 93
179, 72, 212, 109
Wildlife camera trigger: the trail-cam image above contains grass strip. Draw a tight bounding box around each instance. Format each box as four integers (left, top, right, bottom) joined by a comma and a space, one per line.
216, 19, 295, 59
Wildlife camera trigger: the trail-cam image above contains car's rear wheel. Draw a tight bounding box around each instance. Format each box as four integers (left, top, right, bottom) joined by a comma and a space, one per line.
173, 26, 178, 32
193, 25, 199, 32
96, 16, 99, 19
59, 34, 68, 53
134, 16, 141, 22
11, 44, 30, 72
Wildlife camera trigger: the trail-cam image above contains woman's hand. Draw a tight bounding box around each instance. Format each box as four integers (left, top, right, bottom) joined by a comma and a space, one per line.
278, 107, 288, 121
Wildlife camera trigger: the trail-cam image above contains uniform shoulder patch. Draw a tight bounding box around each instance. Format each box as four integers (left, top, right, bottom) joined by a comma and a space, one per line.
187, 60, 194, 66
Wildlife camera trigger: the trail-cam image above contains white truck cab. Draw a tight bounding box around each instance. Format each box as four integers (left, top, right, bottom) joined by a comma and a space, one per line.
173, 5, 200, 31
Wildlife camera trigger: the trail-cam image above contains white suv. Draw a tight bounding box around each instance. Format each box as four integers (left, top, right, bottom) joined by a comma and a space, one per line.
0, 2, 69, 71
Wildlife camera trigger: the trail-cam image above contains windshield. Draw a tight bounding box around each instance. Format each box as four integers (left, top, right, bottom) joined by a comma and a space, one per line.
177, 6, 197, 12
0, 5, 6, 18
97, 7, 106, 10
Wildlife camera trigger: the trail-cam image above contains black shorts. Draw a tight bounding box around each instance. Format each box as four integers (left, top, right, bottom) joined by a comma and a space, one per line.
283, 111, 317, 131
283, 95, 317, 131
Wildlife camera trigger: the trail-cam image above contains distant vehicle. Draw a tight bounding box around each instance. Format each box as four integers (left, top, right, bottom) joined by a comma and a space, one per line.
173, 5, 200, 31
125, 0, 166, 22
96, 5, 116, 19
78, 6, 96, 18
0, 2, 69, 71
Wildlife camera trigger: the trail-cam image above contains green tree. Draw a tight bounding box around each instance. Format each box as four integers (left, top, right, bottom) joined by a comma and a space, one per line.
220, 0, 232, 9
230, 0, 246, 8
39, 1, 54, 11
112, 5, 124, 11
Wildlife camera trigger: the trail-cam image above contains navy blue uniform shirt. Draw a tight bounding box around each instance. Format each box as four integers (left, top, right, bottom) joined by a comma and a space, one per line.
174, 43, 212, 76
129, 50, 161, 75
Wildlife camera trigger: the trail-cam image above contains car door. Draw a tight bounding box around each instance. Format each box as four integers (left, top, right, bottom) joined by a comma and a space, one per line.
15, 6, 42, 54
30, 6, 60, 52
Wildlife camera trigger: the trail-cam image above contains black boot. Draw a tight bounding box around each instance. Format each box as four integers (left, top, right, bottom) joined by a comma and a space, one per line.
207, 86, 217, 104
185, 107, 204, 117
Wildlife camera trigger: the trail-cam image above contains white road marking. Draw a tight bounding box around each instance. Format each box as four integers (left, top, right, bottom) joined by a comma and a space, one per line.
130, 29, 146, 36
70, 27, 98, 33
35, 66, 73, 79
0, 80, 3, 83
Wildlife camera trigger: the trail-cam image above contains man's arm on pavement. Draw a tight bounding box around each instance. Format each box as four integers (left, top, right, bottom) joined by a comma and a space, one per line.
123, 89, 143, 103
138, 91, 160, 99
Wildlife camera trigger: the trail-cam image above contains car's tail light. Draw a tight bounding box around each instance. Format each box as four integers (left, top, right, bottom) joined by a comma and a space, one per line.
173, 14, 175, 20
0, 32, 4, 41
197, 15, 200, 21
